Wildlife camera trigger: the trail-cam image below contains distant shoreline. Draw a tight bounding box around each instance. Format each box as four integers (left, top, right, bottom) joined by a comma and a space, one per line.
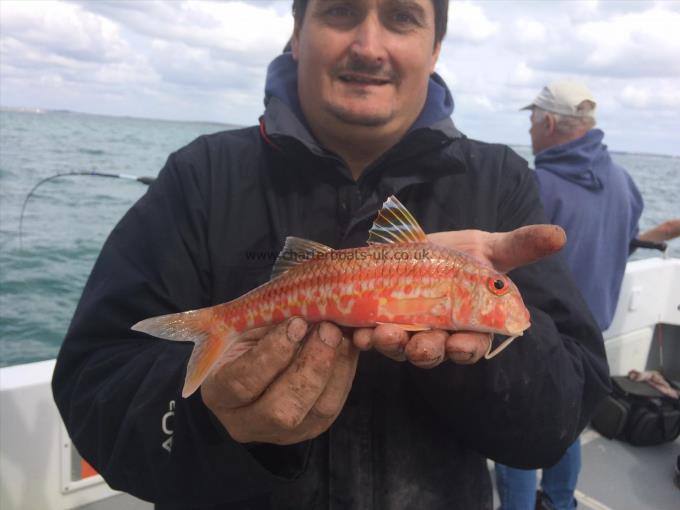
1, 105, 677, 159
1, 106, 49, 114
0, 105, 238, 129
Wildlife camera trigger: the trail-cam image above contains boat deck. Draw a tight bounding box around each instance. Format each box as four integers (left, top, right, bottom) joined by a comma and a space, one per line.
577, 430, 679, 510
490, 429, 680, 510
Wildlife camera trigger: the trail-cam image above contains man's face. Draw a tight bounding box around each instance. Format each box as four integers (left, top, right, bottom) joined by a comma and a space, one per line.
529, 108, 551, 155
292, 0, 441, 138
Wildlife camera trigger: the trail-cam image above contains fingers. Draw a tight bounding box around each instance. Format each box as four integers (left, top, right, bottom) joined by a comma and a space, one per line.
445, 331, 492, 364
206, 321, 359, 445
638, 218, 680, 243
306, 337, 359, 424
370, 323, 409, 361
353, 328, 374, 351
252, 322, 344, 434
427, 230, 490, 266
277, 337, 359, 444
404, 330, 447, 368
427, 225, 566, 274
369, 324, 490, 367
202, 317, 308, 411
489, 225, 566, 273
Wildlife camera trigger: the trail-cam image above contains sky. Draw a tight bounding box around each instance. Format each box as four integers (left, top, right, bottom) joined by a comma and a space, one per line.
1, 0, 679, 156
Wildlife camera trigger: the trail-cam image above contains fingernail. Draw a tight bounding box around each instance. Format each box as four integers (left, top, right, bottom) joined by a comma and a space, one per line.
418, 357, 442, 368
319, 322, 341, 348
452, 351, 473, 361
287, 317, 307, 343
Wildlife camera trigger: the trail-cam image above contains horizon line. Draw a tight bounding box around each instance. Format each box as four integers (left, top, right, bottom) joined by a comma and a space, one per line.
1, 104, 678, 159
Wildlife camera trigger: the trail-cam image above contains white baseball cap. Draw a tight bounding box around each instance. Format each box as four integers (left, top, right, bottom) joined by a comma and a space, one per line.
521, 80, 597, 118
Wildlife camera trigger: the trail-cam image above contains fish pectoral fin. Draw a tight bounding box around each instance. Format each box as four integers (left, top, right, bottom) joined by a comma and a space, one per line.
219, 338, 258, 365
368, 195, 428, 245
376, 322, 431, 332
235, 325, 273, 342
271, 237, 334, 280
217, 326, 271, 364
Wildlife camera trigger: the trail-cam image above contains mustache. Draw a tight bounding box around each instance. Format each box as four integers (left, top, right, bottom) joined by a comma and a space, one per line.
335, 56, 399, 82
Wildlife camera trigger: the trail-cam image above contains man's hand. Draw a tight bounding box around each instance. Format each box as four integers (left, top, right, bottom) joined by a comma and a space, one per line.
427, 224, 566, 273
201, 318, 359, 445
638, 219, 680, 243
353, 224, 566, 367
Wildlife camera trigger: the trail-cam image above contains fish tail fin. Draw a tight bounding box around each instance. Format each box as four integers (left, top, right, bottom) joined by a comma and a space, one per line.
132, 308, 237, 398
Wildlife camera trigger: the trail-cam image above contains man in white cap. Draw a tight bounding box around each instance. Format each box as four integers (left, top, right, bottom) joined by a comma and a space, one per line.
524, 81, 599, 155
494, 80, 644, 510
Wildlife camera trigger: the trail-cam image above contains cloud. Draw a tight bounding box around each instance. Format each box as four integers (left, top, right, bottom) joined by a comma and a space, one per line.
0, 0, 157, 94
0, 0, 293, 121
68, 1, 293, 96
523, 6, 680, 78
508, 62, 538, 87
512, 18, 547, 46
148, 39, 265, 92
578, 0, 677, 19
77, 0, 292, 63
617, 81, 680, 110
577, 8, 680, 76
1, 0, 129, 63
446, 1, 498, 44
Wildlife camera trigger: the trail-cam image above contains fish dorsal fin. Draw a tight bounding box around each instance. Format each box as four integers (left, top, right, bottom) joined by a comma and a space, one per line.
368, 195, 427, 245
271, 236, 333, 280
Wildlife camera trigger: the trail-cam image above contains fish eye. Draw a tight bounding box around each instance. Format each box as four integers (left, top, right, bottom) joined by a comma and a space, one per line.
487, 276, 510, 296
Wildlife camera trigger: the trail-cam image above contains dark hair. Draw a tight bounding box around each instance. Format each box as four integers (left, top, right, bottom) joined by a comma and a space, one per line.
291, 0, 449, 44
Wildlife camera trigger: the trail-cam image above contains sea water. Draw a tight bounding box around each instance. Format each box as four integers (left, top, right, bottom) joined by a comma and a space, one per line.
1, 110, 679, 367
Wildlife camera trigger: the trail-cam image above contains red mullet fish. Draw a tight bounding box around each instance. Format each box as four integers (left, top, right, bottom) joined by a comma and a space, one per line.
132, 196, 531, 397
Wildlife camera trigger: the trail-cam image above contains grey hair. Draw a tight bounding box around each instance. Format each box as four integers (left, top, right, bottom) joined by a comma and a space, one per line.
533, 103, 596, 135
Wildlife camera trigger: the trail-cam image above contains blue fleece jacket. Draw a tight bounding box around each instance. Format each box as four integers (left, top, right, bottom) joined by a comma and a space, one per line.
535, 129, 643, 331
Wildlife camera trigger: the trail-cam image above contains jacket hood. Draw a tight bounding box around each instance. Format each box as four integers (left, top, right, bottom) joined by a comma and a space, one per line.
535, 129, 611, 191
262, 52, 459, 148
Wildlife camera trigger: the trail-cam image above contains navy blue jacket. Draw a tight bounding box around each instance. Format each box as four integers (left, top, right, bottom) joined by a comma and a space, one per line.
52, 54, 610, 510
535, 129, 643, 330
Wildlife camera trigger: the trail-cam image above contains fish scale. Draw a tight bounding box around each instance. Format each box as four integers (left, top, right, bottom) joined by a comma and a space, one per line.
228, 244, 458, 330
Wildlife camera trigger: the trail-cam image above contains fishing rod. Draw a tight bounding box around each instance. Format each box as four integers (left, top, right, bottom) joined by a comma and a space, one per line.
14, 171, 156, 249
630, 238, 668, 252
10, 172, 672, 255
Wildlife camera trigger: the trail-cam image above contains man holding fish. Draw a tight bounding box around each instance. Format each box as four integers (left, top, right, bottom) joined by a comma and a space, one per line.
52, 1, 611, 509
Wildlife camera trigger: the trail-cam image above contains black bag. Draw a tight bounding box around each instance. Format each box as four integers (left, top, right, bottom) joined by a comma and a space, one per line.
591, 375, 680, 446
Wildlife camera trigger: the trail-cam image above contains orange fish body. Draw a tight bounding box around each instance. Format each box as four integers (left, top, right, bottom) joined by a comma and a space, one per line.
224, 242, 527, 334
133, 197, 530, 397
